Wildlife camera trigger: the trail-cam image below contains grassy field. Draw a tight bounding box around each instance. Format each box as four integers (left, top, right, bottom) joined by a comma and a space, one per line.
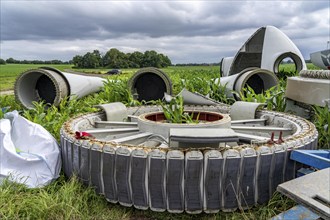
0, 64, 73, 91
0, 63, 327, 219
0, 63, 318, 92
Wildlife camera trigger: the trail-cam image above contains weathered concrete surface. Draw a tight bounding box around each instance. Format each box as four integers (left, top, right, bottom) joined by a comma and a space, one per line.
277, 168, 330, 220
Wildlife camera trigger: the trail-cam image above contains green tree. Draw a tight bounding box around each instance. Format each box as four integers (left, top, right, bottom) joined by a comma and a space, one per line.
6, 57, 18, 64
158, 53, 172, 67
141, 50, 171, 68
71, 48, 172, 68
142, 50, 160, 67
82, 52, 100, 68
72, 55, 83, 67
103, 48, 128, 68
0, 58, 6, 65
92, 50, 102, 67
128, 51, 144, 68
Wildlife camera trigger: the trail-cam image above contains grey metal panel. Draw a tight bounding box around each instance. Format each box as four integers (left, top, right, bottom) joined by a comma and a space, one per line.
230, 101, 265, 121
232, 125, 292, 132
72, 140, 81, 175
115, 149, 132, 206
95, 121, 138, 129
312, 137, 318, 150
149, 151, 167, 212
239, 156, 257, 209
90, 144, 103, 194
284, 149, 295, 182
293, 143, 306, 176
231, 118, 267, 125
305, 141, 313, 150
277, 168, 330, 220
102, 145, 117, 203
185, 152, 203, 213
222, 157, 240, 211
79, 142, 91, 185
131, 153, 148, 209
270, 150, 285, 195
60, 134, 67, 176
59, 105, 317, 213
204, 152, 223, 212
95, 102, 127, 122
297, 142, 307, 150
112, 132, 151, 145
167, 151, 184, 213
83, 127, 139, 134
256, 153, 272, 204
170, 128, 238, 144
66, 138, 74, 177
63, 137, 70, 177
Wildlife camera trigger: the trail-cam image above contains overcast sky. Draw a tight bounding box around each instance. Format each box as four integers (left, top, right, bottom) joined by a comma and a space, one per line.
1, 0, 329, 64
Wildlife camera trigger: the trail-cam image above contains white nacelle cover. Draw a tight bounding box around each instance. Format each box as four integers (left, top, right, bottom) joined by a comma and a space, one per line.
0, 111, 61, 188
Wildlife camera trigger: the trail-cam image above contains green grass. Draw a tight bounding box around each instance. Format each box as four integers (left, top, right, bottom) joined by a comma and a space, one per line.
0, 174, 295, 219
0, 63, 318, 92
0, 64, 73, 91
0, 63, 326, 219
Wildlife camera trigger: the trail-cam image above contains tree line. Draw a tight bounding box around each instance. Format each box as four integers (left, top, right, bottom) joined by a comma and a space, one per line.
72, 48, 172, 69
0, 48, 172, 68
0, 58, 70, 65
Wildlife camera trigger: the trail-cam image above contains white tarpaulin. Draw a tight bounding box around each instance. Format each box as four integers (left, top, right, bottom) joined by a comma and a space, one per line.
0, 111, 61, 188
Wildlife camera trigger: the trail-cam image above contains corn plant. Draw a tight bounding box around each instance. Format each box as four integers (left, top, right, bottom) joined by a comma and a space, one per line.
0, 107, 11, 119
265, 85, 287, 112
158, 95, 198, 124
209, 80, 235, 105
182, 76, 210, 95
276, 69, 298, 81
312, 105, 330, 149
0, 95, 24, 119
23, 102, 63, 140
22, 96, 100, 140
237, 85, 286, 112
98, 77, 141, 106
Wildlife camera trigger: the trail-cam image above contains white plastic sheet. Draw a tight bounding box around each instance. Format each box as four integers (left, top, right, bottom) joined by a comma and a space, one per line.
0, 111, 61, 188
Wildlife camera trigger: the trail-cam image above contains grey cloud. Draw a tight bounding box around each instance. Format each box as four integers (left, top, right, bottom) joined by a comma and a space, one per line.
1, 1, 329, 63
1, 1, 294, 40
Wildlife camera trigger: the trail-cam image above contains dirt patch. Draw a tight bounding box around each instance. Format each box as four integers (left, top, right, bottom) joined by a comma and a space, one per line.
0, 90, 14, 96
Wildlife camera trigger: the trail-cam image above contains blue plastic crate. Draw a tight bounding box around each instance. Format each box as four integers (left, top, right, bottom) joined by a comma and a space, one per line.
290, 150, 330, 170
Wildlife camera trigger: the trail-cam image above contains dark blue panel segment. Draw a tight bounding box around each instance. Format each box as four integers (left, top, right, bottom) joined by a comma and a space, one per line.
223, 157, 240, 210
240, 156, 257, 208
60, 136, 68, 176
79, 144, 90, 185
72, 142, 80, 175
185, 159, 203, 212
149, 157, 166, 211
90, 148, 102, 194
66, 139, 73, 177
284, 150, 295, 182
167, 159, 184, 212
270, 152, 285, 195
204, 158, 223, 211
131, 156, 148, 208
257, 154, 272, 204
103, 151, 116, 202
116, 154, 132, 206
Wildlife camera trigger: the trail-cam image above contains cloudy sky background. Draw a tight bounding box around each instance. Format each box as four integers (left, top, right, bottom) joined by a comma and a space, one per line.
1, 0, 329, 64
